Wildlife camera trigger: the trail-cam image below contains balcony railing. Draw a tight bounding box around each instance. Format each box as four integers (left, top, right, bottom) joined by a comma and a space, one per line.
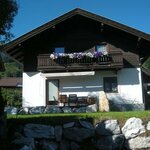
37, 50, 123, 71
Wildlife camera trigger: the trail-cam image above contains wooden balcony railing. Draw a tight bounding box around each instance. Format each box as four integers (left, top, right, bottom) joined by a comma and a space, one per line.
37, 50, 123, 71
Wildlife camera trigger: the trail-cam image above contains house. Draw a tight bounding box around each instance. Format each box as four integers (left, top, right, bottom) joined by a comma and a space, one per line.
2, 8, 150, 109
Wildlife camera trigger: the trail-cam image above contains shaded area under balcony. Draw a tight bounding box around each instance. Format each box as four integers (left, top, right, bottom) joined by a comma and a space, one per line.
37, 50, 123, 72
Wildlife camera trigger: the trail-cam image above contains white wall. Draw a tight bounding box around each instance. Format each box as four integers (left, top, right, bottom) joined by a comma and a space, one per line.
59, 71, 116, 97
22, 72, 46, 107
22, 68, 143, 107
118, 68, 143, 103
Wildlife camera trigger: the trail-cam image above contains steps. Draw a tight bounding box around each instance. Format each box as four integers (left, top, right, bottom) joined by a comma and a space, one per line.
106, 93, 144, 111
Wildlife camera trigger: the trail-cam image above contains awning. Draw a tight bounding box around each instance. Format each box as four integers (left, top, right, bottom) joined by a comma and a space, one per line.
40, 71, 95, 78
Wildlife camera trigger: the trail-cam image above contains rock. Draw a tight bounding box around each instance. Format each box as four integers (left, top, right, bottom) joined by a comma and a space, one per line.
121, 117, 146, 139
73, 107, 86, 113
40, 140, 58, 150
44, 106, 62, 113
18, 107, 29, 114
12, 137, 35, 150
13, 132, 23, 139
62, 107, 72, 113
60, 140, 70, 150
79, 120, 94, 129
70, 142, 80, 150
94, 134, 124, 150
147, 121, 150, 130
20, 145, 33, 150
86, 104, 98, 112
112, 134, 125, 150
63, 122, 75, 128
4, 106, 18, 114
93, 136, 113, 150
95, 120, 121, 135
63, 127, 95, 142
29, 106, 45, 114
54, 125, 62, 142
99, 91, 109, 112
125, 136, 150, 150
24, 123, 54, 139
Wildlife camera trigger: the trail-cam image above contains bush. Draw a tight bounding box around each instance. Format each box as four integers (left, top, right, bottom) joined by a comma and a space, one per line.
1, 88, 22, 107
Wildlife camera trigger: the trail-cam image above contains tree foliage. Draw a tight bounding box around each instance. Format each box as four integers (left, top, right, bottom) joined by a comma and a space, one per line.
0, 52, 23, 78
1, 88, 22, 107
0, 0, 18, 42
0, 62, 22, 77
142, 57, 150, 71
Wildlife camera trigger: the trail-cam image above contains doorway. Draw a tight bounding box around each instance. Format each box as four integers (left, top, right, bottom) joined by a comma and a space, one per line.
46, 79, 59, 105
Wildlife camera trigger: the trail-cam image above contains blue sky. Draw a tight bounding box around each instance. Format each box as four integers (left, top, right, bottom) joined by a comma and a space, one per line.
11, 0, 150, 39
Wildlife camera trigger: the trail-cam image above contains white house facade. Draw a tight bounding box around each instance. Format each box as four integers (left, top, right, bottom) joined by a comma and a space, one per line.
22, 67, 143, 107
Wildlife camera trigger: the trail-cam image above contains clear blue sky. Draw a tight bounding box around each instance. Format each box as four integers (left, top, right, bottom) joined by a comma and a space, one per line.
11, 0, 150, 40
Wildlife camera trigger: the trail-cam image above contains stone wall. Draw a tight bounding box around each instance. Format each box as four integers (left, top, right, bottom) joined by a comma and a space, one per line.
11, 117, 150, 150
5, 104, 98, 115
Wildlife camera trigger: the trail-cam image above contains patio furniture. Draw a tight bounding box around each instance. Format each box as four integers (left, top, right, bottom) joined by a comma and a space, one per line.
68, 94, 78, 106
78, 96, 88, 106
59, 95, 68, 106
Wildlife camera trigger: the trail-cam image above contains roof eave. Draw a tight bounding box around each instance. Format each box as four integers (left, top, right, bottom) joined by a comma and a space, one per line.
2, 8, 150, 52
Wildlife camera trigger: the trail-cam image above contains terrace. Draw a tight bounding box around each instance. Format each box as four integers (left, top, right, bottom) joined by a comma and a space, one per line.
37, 50, 123, 72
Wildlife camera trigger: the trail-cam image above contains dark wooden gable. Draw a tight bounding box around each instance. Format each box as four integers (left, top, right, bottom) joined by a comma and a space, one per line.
2, 8, 150, 72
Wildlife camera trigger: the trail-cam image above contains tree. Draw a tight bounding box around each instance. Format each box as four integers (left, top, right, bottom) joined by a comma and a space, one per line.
1, 88, 22, 107
0, 0, 18, 42
0, 62, 22, 78
0, 0, 18, 116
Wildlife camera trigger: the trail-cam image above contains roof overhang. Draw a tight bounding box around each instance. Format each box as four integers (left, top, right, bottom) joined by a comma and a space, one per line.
2, 8, 150, 64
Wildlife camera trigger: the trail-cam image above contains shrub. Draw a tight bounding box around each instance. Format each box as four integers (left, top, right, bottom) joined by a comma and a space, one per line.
1, 88, 22, 107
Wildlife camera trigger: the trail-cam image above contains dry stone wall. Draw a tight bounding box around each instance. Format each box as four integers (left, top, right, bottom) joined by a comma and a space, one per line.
11, 117, 150, 150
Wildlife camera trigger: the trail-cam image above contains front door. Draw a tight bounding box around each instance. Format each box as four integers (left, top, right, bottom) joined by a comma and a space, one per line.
46, 79, 59, 105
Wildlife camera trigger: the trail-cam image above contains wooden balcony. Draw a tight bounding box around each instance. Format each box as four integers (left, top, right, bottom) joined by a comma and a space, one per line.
37, 50, 123, 72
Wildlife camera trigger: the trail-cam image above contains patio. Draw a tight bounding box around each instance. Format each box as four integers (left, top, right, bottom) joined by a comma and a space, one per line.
54, 94, 97, 107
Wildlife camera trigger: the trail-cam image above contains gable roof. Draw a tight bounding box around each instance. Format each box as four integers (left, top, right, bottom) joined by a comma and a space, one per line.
2, 8, 150, 63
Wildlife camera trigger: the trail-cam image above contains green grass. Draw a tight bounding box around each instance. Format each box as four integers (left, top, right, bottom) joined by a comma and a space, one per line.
7, 111, 150, 126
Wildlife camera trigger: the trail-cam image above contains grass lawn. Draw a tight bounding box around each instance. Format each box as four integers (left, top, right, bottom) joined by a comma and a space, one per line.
7, 111, 150, 126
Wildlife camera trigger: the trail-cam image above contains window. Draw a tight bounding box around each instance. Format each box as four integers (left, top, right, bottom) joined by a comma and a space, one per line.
54, 47, 65, 53
103, 77, 118, 92
47, 79, 59, 101
96, 44, 107, 54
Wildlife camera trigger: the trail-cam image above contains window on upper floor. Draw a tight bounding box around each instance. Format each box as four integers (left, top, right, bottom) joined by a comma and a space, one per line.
54, 47, 65, 53
96, 44, 108, 54
103, 77, 118, 92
